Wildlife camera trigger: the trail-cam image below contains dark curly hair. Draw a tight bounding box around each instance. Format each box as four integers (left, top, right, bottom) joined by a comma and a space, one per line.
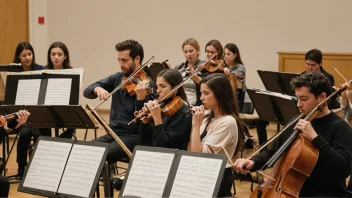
115, 39, 144, 64
291, 71, 332, 98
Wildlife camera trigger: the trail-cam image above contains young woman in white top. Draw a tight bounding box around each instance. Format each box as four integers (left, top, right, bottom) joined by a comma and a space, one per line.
189, 73, 246, 197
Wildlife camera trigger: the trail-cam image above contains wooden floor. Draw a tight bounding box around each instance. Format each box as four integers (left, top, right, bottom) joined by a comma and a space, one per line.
0, 113, 309, 197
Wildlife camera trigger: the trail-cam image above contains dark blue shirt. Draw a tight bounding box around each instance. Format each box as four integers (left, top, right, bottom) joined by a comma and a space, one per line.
84, 72, 154, 136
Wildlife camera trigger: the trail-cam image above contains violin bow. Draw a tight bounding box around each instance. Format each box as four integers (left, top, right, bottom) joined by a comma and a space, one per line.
128, 53, 219, 125
88, 56, 155, 112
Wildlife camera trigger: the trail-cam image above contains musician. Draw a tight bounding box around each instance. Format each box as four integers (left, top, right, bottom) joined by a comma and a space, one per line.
223, 43, 246, 112
303, 48, 339, 109
190, 39, 224, 84
0, 110, 30, 198
12, 43, 51, 178
12, 42, 44, 71
136, 69, 192, 150
234, 71, 352, 197
175, 38, 204, 106
46, 41, 75, 139
189, 73, 246, 197
340, 83, 352, 191
84, 39, 153, 163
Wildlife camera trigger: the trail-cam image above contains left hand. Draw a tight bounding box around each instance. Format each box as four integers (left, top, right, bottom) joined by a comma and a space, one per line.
16, 110, 30, 126
135, 80, 149, 100
294, 119, 318, 141
145, 100, 162, 120
191, 105, 205, 127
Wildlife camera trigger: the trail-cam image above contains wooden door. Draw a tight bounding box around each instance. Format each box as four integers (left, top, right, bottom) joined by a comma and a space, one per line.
0, 0, 29, 64
0, 0, 29, 100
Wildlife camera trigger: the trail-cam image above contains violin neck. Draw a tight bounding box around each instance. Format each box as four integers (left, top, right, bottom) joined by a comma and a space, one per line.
3, 112, 18, 120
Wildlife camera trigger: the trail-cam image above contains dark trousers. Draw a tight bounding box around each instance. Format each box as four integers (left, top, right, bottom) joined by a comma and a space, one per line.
17, 127, 51, 168
94, 133, 139, 164
0, 175, 10, 197
58, 128, 76, 139
217, 168, 233, 197
256, 119, 269, 145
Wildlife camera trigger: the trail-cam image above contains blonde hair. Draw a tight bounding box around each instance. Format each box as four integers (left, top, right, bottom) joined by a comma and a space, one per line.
182, 38, 200, 57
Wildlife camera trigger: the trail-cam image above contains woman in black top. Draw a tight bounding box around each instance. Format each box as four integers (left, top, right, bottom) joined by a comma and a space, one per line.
46, 41, 75, 139
136, 69, 192, 150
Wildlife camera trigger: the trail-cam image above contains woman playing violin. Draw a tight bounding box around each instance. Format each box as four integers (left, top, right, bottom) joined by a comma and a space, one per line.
223, 43, 246, 111
189, 73, 246, 197
234, 72, 352, 197
175, 38, 204, 106
136, 69, 192, 150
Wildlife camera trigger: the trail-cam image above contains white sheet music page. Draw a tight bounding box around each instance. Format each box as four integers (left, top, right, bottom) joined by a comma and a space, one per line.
122, 150, 174, 198
15, 79, 41, 105
58, 144, 106, 197
22, 140, 72, 192
169, 155, 223, 198
44, 78, 72, 105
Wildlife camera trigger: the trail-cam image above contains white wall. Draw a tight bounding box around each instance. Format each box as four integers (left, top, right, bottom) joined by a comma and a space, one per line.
29, 0, 352, 109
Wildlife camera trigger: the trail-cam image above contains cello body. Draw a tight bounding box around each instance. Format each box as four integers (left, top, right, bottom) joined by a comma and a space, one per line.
250, 134, 319, 198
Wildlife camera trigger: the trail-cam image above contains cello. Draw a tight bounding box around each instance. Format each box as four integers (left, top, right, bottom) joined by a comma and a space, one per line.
246, 80, 350, 198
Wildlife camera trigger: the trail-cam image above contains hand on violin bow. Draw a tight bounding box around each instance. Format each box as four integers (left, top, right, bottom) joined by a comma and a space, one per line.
233, 158, 254, 174
16, 110, 30, 126
191, 106, 205, 127
340, 80, 352, 101
294, 119, 318, 141
144, 100, 162, 125
94, 87, 110, 100
135, 80, 149, 101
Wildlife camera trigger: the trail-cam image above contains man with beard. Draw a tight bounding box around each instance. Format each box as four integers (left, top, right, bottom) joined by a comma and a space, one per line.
84, 39, 154, 164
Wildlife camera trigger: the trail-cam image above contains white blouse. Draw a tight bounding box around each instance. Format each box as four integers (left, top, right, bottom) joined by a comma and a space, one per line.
200, 115, 238, 168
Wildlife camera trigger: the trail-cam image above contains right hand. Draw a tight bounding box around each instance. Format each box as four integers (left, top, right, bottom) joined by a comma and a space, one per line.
233, 158, 255, 174
94, 87, 109, 100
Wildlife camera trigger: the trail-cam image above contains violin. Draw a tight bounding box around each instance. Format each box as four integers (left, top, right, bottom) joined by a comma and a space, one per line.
202, 59, 245, 81
248, 82, 349, 198
128, 53, 219, 125
122, 71, 153, 96
134, 96, 184, 124
0, 113, 18, 127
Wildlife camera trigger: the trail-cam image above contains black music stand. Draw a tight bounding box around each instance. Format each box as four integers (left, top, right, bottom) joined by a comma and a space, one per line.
257, 70, 300, 96
0, 105, 96, 178
247, 89, 299, 128
144, 60, 170, 83
0, 64, 23, 72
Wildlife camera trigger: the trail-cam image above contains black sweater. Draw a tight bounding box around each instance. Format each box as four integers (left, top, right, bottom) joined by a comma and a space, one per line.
139, 103, 192, 150
252, 112, 352, 197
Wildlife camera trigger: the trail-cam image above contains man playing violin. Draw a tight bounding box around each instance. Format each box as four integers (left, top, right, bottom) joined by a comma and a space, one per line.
234, 71, 352, 197
83, 39, 154, 164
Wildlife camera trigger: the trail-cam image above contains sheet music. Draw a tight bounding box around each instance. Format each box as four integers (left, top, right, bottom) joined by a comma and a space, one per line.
122, 150, 174, 198
169, 155, 223, 198
22, 140, 72, 192
44, 78, 72, 105
15, 79, 41, 105
58, 144, 106, 197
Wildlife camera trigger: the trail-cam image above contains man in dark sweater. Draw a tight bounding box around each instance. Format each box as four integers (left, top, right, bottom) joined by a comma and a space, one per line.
234, 71, 352, 197
83, 40, 153, 163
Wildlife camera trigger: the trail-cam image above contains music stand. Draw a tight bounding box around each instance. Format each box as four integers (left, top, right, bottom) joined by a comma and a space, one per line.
0, 64, 23, 72
246, 89, 279, 124
1, 105, 95, 130
257, 70, 300, 96
144, 60, 170, 83
277, 72, 300, 96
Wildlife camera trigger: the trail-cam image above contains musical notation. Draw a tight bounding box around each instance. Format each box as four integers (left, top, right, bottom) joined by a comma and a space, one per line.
15, 79, 41, 105
22, 140, 72, 192
122, 150, 174, 198
169, 155, 222, 198
44, 78, 72, 105
58, 144, 106, 197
